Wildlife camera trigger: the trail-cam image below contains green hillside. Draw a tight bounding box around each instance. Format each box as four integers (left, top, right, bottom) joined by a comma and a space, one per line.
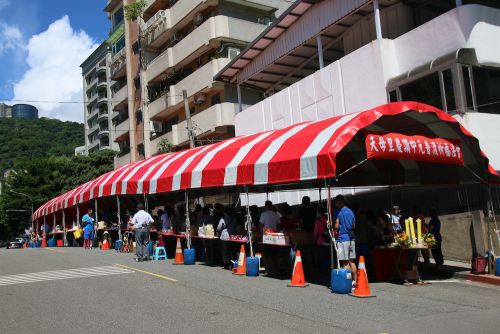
0, 117, 84, 172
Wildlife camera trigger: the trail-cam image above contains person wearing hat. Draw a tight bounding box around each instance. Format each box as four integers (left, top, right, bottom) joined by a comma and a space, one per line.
333, 195, 357, 285
131, 204, 154, 262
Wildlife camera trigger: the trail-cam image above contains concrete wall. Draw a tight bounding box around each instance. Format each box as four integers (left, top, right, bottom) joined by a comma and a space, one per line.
440, 210, 500, 263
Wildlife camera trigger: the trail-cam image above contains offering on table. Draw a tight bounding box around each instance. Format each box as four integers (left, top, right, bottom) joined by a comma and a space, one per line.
422, 233, 437, 248
396, 232, 411, 248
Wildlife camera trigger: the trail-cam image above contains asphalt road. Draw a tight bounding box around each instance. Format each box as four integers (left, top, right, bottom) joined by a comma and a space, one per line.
1, 247, 499, 334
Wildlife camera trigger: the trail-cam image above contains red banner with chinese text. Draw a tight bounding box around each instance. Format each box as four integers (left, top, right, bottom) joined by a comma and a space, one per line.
365, 133, 464, 165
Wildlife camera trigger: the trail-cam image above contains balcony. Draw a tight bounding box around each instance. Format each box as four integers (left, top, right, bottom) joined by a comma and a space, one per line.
88, 140, 100, 152
97, 110, 109, 122
113, 118, 130, 141
111, 84, 128, 111
96, 65, 107, 75
143, 0, 212, 49
86, 77, 98, 91
98, 128, 110, 139
96, 80, 108, 90
150, 102, 236, 150
110, 48, 127, 80
146, 16, 265, 82
88, 123, 99, 136
149, 58, 230, 120
97, 95, 108, 107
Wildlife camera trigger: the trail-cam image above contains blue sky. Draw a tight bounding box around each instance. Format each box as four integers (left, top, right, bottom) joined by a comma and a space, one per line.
0, 0, 111, 122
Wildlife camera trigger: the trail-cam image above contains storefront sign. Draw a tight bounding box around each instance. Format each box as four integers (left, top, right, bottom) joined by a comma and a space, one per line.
365, 133, 464, 165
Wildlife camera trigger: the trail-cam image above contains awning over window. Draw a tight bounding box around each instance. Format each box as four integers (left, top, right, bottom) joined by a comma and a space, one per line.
33, 102, 499, 220
107, 23, 124, 45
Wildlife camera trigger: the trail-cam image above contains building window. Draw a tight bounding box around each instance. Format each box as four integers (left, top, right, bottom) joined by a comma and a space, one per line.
113, 8, 124, 28
472, 67, 500, 115
112, 36, 125, 54
462, 65, 474, 112
138, 143, 145, 158
441, 69, 456, 113
211, 94, 221, 106
136, 110, 143, 124
132, 40, 140, 55
399, 72, 442, 109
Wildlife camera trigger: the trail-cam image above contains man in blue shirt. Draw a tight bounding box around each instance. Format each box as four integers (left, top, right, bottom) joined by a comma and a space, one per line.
334, 195, 357, 284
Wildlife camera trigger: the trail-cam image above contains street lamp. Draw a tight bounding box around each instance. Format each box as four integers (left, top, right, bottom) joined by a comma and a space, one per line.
9, 190, 34, 234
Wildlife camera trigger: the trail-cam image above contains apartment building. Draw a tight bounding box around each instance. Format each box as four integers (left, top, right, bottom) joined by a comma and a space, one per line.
80, 42, 117, 155
105, 0, 292, 167
216, 0, 500, 210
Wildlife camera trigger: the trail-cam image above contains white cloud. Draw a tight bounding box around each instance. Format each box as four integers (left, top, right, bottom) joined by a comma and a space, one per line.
0, 22, 23, 54
11, 16, 98, 123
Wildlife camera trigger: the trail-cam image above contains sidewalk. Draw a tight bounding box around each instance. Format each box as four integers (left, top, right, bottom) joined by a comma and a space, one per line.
419, 259, 500, 286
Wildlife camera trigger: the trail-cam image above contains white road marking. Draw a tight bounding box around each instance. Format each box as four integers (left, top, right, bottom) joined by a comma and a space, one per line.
0, 266, 133, 286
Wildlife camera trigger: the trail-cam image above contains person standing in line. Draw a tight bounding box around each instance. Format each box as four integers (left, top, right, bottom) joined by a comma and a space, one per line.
132, 204, 154, 262
428, 207, 444, 268
159, 209, 172, 232
259, 200, 281, 233
298, 196, 317, 232
333, 195, 357, 285
81, 209, 95, 249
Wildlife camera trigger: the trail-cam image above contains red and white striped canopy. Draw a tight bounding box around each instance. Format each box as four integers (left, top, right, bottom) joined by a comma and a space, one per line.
33, 102, 499, 220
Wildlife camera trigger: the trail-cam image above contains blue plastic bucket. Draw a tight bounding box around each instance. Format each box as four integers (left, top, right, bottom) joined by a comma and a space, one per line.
184, 248, 195, 265
48, 239, 56, 247
246, 257, 259, 277
495, 257, 500, 277
331, 269, 352, 294
36, 241, 41, 248
115, 240, 122, 251
148, 241, 155, 256
29, 242, 33, 248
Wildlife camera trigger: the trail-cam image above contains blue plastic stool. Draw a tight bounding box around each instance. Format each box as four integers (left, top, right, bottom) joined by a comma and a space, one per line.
115, 240, 122, 252
154, 246, 167, 260
48, 239, 56, 247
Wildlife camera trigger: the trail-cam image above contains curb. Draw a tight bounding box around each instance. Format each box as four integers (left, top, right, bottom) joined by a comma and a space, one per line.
451, 271, 500, 286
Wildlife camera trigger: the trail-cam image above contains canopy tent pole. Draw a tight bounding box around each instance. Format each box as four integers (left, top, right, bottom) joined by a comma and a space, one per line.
94, 198, 99, 249
52, 213, 56, 237
325, 181, 339, 270
76, 205, 80, 227
117, 196, 122, 240
63, 209, 67, 246
185, 190, 191, 249
144, 194, 149, 212
245, 187, 254, 258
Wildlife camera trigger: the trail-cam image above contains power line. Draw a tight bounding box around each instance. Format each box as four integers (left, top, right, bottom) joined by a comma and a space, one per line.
0, 96, 185, 104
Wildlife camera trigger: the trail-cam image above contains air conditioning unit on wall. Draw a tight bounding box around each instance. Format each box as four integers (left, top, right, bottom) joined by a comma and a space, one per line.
193, 12, 204, 27
194, 93, 206, 105
227, 47, 240, 59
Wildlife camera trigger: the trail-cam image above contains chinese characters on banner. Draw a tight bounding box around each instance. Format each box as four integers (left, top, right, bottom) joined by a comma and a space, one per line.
365, 133, 464, 165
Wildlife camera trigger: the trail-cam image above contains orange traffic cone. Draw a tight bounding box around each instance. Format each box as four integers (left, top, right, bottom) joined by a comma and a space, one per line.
41, 235, 47, 248
172, 238, 184, 265
233, 245, 247, 275
287, 250, 308, 287
350, 256, 375, 298
101, 238, 110, 250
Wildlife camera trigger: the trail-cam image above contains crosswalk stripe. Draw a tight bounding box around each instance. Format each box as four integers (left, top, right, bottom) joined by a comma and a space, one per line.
0, 266, 133, 286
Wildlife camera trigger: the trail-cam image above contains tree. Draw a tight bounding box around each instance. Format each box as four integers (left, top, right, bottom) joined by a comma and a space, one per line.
0, 150, 115, 239
124, 0, 146, 20
157, 137, 173, 154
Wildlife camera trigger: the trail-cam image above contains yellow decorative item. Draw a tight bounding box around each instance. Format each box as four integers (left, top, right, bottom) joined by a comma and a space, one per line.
416, 218, 422, 242
409, 218, 416, 243
73, 228, 83, 239
404, 219, 410, 239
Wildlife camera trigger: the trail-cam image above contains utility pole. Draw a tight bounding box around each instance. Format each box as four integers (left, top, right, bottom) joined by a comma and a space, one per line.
183, 89, 195, 148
